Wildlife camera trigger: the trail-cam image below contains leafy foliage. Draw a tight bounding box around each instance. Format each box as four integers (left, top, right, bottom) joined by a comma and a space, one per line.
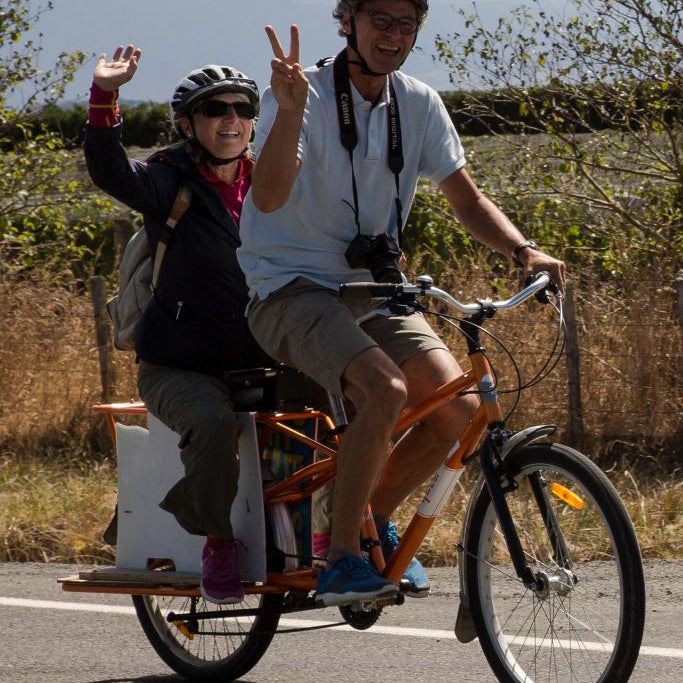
19, 100, 173, 149
429, 0, 682, 276
0, 1, 116, 280
1, 1, 86, 127
440, 81, 681, 137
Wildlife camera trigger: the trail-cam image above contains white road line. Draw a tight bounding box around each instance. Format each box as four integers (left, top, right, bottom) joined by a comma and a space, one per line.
2, 596, 681, 660
1, 596, 136, 615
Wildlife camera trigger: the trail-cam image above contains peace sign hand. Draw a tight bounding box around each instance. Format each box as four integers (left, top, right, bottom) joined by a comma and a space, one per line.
265, 25, 309, 111
93, 44, 142, 93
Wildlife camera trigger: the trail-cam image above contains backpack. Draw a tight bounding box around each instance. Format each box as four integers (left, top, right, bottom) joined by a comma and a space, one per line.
107, 184, 192, 351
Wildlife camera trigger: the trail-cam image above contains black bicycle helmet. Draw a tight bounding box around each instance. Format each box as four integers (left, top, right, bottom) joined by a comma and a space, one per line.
333, 0, 429, 28
170, 64, 259, 138
334, 1, 428, 17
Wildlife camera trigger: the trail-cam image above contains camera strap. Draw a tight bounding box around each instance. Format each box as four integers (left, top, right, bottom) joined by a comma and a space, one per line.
331, 50, 405, 247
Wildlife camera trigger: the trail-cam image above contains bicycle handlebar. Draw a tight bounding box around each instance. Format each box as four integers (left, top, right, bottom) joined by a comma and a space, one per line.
339, 272, 554, 315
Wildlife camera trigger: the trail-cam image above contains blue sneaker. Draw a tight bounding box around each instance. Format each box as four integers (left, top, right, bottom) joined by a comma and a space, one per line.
379, 521, 430, 597
316, 554, 398, 606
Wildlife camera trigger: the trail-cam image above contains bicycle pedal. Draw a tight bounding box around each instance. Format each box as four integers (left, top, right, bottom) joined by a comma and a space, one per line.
377, 592, 404, 608
349, 599, 378, 612
348, 594, 401, 611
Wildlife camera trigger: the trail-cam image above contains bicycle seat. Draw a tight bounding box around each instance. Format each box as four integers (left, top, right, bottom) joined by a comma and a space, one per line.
225, 364, 326, 412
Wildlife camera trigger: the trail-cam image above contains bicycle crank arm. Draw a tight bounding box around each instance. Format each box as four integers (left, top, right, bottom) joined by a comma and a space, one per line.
166, 598, 320, 623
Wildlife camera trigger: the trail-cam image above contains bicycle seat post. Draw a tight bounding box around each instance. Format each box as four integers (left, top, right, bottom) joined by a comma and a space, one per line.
326, 392, 349, 430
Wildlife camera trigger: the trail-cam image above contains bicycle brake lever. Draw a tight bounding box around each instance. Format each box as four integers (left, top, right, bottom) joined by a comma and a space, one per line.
524, 273, 558, 305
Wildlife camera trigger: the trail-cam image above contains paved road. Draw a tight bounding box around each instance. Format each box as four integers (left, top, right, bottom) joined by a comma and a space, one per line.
1, 561, 681, 682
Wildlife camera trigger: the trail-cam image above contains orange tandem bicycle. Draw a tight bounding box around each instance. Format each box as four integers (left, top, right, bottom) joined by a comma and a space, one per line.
60, 272, 645, 683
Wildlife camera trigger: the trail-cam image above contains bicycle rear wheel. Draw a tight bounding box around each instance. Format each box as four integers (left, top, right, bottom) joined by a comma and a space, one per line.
464, 442, 645, 683
133, 591, 283, 681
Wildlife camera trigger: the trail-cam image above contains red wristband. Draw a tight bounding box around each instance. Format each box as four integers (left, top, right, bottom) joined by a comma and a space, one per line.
88, 82, 120, 128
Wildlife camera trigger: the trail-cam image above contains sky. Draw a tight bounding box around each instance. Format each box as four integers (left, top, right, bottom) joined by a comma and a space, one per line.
20, 0, 522, 106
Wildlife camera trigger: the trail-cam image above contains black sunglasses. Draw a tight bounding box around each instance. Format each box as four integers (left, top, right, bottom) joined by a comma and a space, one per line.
194, 100, 256, 120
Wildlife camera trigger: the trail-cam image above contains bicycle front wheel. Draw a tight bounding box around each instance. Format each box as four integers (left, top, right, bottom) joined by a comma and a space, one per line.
464, 442, 645, 683
133, 591, 283, 681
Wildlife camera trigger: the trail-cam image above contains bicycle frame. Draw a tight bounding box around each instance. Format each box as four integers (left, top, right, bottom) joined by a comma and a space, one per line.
64, 275, 647, 683
257, 345, 499, 591
80, 349, 492, 599
70, 273, 559, 602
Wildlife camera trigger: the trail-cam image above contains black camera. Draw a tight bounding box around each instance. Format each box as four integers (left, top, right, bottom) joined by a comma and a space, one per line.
345, 233, 403, 283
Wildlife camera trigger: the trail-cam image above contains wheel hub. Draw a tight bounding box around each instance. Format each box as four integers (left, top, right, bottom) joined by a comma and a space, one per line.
533, 568, 575, 600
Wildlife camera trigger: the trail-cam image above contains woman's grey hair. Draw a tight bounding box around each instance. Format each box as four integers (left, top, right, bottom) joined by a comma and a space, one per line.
332, 1, 428, 36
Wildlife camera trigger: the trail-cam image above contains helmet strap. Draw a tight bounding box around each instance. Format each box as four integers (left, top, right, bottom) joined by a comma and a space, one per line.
186, 135, 248, 167
346, 18, 388, 77
207, 149, 248, 166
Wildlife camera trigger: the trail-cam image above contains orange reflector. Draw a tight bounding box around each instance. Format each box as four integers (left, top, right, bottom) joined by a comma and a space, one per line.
549, 482, 585, 510
173, 620, 194, 640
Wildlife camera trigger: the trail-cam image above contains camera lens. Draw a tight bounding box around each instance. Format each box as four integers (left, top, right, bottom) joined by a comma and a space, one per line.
372, 261, 403, 283
368, 235, 402, 283
345, 233, 402, 282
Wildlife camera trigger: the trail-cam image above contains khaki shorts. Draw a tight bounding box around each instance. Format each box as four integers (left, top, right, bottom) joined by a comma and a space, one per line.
247, 278, 448, 396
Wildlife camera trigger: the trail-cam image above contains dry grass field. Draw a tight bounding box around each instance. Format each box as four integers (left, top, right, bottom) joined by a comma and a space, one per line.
0, 262, 680, 565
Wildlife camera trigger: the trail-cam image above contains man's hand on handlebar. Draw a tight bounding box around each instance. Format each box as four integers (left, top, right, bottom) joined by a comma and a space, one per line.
518, 249, 566, 295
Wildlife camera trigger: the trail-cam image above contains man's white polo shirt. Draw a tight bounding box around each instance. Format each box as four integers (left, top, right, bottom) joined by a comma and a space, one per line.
238, 60, 466, 302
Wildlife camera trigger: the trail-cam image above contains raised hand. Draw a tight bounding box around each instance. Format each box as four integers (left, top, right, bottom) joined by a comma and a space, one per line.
93, 44, 142, 92
265, 25, 308, 111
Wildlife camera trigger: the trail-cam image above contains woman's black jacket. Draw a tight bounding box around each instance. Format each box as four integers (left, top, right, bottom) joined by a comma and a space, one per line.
84, 122, 269, 374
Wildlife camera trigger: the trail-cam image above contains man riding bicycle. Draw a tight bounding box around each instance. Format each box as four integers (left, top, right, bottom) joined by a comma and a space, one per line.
238, 0, 566, 606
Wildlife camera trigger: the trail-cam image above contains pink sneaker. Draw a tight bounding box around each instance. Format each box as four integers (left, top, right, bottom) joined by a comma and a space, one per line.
200, 539, 245, 604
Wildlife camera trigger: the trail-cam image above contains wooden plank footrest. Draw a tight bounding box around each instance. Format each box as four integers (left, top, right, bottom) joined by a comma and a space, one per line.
58, 568, 203, 597
87, 567, 200, 584
58, 567, 200, 589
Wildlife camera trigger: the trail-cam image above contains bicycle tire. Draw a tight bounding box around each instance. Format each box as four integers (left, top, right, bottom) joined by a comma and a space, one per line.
464, 442, 645, 683
133, 591, 283, 681
132, 502, 293, 681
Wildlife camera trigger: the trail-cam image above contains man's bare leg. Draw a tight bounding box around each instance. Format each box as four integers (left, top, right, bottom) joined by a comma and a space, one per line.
327, 346, 407, 561
370, 348, 479, 521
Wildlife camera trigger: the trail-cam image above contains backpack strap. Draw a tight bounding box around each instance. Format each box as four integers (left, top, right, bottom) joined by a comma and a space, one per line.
150, 183, 192, 291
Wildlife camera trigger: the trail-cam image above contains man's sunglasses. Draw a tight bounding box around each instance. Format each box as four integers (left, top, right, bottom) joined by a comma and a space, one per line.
360, 10, 419, 35
194, 100, 257, 120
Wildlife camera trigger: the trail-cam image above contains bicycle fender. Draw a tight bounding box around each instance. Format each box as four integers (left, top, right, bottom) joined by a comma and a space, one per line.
455, 471, 486, 643
500, 424, 556, 458
454, 424, 556, 643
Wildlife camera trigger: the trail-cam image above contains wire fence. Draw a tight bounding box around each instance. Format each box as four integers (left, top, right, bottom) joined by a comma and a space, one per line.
1, 266, 681, 461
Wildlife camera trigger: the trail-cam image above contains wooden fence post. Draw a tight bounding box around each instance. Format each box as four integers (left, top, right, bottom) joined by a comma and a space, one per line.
89, 275, 114, 402
564, 279, 584, 450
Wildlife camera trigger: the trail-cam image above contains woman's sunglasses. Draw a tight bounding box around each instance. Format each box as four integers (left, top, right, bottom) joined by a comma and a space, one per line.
194, 100, 256, 120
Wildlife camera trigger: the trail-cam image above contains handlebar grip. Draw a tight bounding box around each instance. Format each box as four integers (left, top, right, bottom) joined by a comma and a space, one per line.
339, 282, 403, 299
524, 271, 556, 304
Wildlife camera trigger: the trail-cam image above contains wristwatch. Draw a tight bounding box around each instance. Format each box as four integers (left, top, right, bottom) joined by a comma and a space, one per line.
512, 240, 541, 266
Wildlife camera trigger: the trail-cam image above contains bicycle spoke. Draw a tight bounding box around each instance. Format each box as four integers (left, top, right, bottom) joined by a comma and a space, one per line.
465, 445, 644, 682
499, 587, 533, 635
555, 591, 615, 647
133, 591, 282, 679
